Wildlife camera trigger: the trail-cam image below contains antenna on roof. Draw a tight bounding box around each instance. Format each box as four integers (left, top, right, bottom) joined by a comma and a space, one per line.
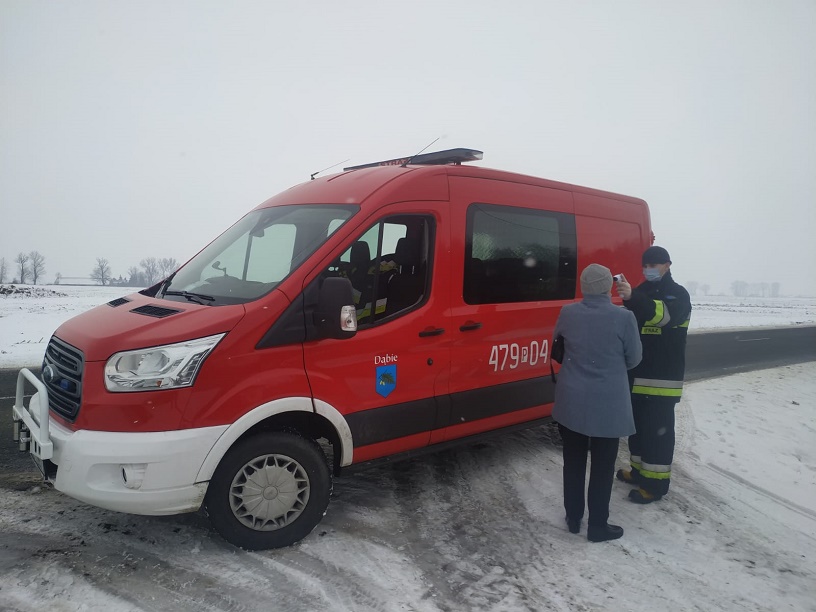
310, 159, 350, 180
401, 137, 441, 168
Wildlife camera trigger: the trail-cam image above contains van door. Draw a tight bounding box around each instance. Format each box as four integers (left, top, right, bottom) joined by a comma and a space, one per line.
440, 177, 577, 442
303, 203, 451, 463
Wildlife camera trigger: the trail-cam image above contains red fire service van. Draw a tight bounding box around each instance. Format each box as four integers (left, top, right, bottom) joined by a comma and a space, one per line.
13, 148, 652, 549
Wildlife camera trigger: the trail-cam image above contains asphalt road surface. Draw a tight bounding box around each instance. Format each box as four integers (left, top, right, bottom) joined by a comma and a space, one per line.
684, 324, 816, 380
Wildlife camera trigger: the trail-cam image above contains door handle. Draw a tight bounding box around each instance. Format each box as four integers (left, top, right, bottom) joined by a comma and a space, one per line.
459, 321, 482, 332
419, 327, 445, 337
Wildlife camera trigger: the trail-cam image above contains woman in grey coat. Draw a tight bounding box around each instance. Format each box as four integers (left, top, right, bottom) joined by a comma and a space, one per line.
552, 263, 642, 542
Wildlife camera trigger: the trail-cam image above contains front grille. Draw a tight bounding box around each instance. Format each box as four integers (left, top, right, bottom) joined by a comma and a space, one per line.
130, 304, 181, 318
43, 336, 85, 421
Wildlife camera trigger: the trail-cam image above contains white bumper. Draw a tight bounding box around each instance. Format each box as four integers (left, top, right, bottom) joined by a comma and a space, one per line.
13, 371, 227, 515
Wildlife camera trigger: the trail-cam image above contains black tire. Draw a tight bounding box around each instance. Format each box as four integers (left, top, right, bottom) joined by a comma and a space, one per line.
205, 432, 332, 550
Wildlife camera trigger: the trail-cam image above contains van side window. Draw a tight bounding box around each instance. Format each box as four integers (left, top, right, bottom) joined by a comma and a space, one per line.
325, 215, 434, 325
464, 203, 576, 304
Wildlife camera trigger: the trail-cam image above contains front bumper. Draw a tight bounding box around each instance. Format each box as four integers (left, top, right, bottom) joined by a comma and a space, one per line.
12, 368, 228, 515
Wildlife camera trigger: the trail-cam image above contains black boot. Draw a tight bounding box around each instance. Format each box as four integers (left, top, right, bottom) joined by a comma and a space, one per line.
616, 468, 638, 485
587, 523, 624, 542
565, 516, 581, 534
628, 488, 662, 504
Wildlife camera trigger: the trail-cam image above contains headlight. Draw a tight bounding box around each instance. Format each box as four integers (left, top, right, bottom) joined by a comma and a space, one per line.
104, 334, 225, 392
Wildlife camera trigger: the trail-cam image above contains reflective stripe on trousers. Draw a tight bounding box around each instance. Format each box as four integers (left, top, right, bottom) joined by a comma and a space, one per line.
629, 456, 672, 479
632, 377, 683, 397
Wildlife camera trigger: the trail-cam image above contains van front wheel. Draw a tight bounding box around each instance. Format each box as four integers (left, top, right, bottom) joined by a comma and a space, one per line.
205, 432, 332, 550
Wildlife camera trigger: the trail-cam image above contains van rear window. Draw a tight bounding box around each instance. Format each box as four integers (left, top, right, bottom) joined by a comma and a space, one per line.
464, 203, 576, 304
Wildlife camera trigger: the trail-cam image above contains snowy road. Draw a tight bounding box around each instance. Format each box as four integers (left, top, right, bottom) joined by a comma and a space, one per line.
2, 364, 815, 611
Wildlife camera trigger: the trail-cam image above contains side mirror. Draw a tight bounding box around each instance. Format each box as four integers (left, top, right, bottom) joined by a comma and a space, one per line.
315, 277, 357, 339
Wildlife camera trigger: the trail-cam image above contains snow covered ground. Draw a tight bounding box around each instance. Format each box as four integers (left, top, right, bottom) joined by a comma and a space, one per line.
1, 285, 815, 611
690, 294, 816, 332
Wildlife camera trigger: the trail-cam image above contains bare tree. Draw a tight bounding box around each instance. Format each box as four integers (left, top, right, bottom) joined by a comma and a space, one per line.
686, 281, 698, 296
90, 258, 112, 286
745, 282, 770, 297
54, 272, 62, 284
771, 282, 780, 297
700, 284, 710, 296
29, 250, 46, 285
140, 257, 160, 285
15, 252, 30, 284
0, 257, 7, 284
127, 266, 144, 286
158, 257, 180, 279
731, 280, 748, 297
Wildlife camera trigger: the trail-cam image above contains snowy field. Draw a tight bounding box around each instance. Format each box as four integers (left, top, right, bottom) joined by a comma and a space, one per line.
0, 284, 815, 611
690, 294, 816, 331
1, 284, 814, 369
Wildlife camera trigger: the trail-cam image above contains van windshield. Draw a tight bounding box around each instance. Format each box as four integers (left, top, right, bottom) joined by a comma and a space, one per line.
161, 204, 357, 305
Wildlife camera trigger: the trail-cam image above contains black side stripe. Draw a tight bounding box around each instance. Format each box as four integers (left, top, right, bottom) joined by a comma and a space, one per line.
346, 376, 555, 448
450, 376, 554, 424
345, 397, 437, 448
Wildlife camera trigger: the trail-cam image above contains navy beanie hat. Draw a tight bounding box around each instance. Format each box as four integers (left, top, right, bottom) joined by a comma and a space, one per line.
642, 246, 671, 265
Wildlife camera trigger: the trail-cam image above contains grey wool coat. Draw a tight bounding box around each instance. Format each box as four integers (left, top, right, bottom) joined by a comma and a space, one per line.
551, 294, 642, 438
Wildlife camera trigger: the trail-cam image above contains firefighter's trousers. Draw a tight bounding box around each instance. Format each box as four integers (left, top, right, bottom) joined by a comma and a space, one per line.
627, 395, 678, 497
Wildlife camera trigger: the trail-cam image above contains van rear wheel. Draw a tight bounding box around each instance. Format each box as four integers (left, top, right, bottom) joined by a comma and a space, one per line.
205, 432, 332, 550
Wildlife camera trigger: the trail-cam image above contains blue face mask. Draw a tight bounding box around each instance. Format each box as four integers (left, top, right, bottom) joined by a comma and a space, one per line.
643, 267, 662, 282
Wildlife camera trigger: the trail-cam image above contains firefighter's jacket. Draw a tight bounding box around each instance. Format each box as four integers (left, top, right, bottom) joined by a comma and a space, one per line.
623, 271, 691, 400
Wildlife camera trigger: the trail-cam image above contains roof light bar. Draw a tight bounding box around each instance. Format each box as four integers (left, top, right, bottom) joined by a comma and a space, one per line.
344, 148, 484, 171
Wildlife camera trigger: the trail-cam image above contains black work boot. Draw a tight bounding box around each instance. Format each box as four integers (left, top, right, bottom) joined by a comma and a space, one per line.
565, 516, 581, 534
587, 524, 624, 542
616, 468, 638, 485
628, 488, 662, 504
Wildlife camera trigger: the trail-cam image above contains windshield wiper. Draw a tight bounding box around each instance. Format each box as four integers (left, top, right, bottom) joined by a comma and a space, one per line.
164, 290, 216, 305
158, 271, 178, 296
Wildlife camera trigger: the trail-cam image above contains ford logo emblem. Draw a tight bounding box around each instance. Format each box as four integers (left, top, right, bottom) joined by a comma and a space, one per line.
42, 365, 57, 384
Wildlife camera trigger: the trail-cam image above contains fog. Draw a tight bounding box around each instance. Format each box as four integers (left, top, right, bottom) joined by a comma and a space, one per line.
1, 1, 814, 295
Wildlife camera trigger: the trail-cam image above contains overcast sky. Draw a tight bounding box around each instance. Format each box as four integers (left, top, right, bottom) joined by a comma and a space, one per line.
1, 1, 814, 296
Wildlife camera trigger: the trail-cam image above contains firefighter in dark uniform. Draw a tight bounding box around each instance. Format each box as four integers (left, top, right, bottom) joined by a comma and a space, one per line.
614, 246, 691, 503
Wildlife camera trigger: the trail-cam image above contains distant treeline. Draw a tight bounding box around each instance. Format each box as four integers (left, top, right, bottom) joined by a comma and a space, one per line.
1, 253, 783, 297
0, 253, 179, 287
